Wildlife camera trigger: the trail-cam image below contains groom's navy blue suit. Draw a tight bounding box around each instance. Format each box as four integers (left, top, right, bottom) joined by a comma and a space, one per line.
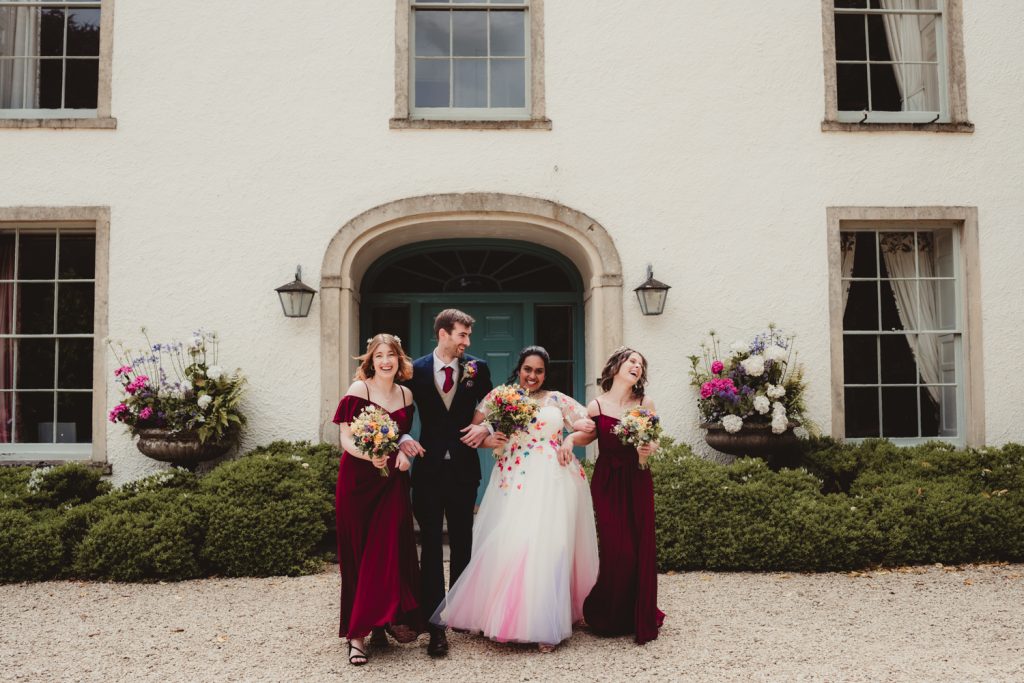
406, 353, 492, 620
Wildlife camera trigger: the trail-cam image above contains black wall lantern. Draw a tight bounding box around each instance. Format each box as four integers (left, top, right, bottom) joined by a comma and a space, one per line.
275, 265, 317, 318
634, 265, 670, 316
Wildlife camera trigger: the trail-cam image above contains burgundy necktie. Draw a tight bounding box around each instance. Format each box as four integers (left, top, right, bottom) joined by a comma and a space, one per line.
442, 366, 455, 393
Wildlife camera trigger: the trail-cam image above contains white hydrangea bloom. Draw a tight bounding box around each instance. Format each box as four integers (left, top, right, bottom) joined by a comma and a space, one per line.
753, 395, 771, 414
772, 401, 787, 416
766, 384, 786, 399
206, 365, 225, 381
722, 414, 744, 433
730, 340, 749, 355
741, 355, 766, 377
765, 345, 788, 363
197, 394, 213, 409
180, 380, 193, 396
772, 414, 789, 434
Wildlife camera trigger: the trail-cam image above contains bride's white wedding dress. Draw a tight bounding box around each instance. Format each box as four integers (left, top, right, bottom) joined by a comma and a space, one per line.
432, 391, 599, 645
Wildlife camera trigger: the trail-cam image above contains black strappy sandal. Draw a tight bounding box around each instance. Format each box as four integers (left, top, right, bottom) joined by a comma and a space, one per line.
369, 627, 389, 648
348, 642, 368, 666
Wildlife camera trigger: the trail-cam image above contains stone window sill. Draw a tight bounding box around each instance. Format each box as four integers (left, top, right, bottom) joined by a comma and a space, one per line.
821, 120, 974, 134
390, 117, 552, 131
0, 117, 118, 130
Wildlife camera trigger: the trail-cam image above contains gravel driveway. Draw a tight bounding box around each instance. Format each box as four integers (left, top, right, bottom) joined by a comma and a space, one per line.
2, 563, 1022, 682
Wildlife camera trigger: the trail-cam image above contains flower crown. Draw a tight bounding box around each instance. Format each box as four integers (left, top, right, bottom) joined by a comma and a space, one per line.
366, 335, 402, 345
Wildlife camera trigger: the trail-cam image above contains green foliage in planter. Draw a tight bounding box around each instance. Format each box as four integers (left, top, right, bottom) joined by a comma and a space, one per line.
0, 509, 63, 582
72, 488, 207, 581
198, 454, 330, 576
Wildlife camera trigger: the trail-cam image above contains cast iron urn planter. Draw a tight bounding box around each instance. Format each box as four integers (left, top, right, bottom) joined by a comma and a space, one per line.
135, 428, 234, 470
701, 421, 801, 470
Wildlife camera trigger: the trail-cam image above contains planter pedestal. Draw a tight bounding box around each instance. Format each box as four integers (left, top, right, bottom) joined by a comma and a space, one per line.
701, 422, 801, 470
135, 428, 233, 470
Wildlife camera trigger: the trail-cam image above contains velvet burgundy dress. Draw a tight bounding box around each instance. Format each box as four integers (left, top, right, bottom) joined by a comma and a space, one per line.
582, 405, 665, 644
334, 394, 424, 640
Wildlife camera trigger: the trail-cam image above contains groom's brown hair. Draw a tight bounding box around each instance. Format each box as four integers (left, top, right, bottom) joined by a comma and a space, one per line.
433, 308, 475, 338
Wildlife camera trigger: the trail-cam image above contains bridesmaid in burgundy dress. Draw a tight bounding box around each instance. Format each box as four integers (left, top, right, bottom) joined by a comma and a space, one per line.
334, 333, 424, 666
577, 347, 665, 644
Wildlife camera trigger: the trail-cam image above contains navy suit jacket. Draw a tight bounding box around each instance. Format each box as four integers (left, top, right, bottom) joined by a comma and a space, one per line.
406, 354, 493, 487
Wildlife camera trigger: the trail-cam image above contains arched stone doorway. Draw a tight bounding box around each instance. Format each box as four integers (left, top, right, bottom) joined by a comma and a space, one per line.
319, 193, 623, 441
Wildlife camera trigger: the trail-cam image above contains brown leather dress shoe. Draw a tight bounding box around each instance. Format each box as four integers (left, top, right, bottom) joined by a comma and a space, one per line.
385, 623, 418, 644
427, 627, 449, 658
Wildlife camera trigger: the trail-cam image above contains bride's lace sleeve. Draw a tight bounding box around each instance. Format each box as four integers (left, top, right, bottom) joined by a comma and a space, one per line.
551, 392, 588, 431
476, 387, 498, 416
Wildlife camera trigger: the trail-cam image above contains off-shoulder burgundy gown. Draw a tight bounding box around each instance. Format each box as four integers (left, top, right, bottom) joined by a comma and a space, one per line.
582, 406, 665, 644
334, 394, 424, 640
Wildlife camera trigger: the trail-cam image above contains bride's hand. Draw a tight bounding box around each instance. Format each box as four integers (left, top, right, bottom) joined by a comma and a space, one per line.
483, 432, 509, 450
557, 435, 576, 466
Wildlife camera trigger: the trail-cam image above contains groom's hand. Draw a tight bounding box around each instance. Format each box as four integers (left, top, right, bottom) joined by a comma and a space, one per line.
399, 439, 425, 457
459, 423, 490, 448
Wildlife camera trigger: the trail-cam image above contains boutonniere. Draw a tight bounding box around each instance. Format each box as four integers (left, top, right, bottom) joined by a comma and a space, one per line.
460, 360, 478, 387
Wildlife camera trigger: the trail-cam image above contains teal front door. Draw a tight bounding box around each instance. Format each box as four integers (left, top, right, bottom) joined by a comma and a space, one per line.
359, 239, 586, 504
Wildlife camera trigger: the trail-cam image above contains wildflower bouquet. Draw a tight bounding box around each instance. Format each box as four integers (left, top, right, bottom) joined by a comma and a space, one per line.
107, 329, 246, 444
688, 324, 810, 435
613, 407, 663, 469
348, 405, 401, 477
482, 384, 539, 457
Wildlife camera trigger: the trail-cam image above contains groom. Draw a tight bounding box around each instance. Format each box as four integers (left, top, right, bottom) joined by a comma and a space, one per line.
400, 308, 492, 657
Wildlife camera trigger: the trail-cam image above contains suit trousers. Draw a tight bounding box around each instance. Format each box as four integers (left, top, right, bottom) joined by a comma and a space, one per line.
412, 462, 478, 621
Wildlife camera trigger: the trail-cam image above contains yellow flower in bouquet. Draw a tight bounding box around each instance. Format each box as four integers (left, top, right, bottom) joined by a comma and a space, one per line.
482, 384, 539, 457
612, 407, 663, 469
350, 405, 400, 477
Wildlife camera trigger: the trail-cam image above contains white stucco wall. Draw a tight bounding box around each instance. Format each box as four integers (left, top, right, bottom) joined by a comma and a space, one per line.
2, 1, 1022, 482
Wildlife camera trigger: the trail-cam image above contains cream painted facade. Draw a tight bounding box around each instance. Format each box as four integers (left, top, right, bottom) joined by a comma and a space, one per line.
2, 1, 1023, 482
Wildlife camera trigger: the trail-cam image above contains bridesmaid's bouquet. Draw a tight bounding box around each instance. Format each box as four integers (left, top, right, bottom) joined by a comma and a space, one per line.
613, 407, 663, 469
349, 405, 400, 477
482, 384, 539, 457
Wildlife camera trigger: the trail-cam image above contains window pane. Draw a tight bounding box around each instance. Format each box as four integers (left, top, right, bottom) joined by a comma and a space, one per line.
844, 387, 879, 438
932, 230, 954, 277
834, 13, 866, 61
544, 361, 572, 396
850, 232, 877, 277
39, 58, 62, 108
452, 11, 486, 57
14, 391, 54, 443
836, 63, 869, 111
866, 12, 891, 61
879, 280, 904, 331
64, 58, 98, 108
490, 58, 525, 107
933, 279, 956, 329
490, 11, 524, 57
18, 233, 55, 279
0, 392, 10, 442
415, 58, 450, 107
869, 64, 902, 111
66, 8, 100, 57
881, 386, 918, 437
879, 334, 916, 383
17, 338, 55, 389
414, 10, 450, 57
834, 1, 868, 8
16, 283, 55, 334
843, 280, 878, 331
57, 337, 92, 389
453, 58, 486, 107
57, 391, 91, 443
934, 385, 958, 435
843, 334, 877, 384
0, 231, 14, 281
58, 234, 96, 279
535, 305, 572, 360
40, 8, 64, 57
56, 282, 94, 333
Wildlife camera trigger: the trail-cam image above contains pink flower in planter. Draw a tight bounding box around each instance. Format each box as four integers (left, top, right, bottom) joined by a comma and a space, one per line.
700, 382, 714, 399
711, 360, 724, 375
139, 407, 154, 421
113, 365, 133, 378
108, 403, 129, 423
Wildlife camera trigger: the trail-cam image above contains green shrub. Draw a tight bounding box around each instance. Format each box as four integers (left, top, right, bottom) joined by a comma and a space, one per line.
24, 463, 111, 509
0, 508, 63, 582
72, 489, 207, 581
198, 454, 329, 576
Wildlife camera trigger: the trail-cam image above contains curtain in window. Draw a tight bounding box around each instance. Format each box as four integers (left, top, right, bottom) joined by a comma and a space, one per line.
0, 238, 13, 442
880, 234, 941, 403
840, 233, 856, 311
879, 0, 933, 111
0, 6, 40, 108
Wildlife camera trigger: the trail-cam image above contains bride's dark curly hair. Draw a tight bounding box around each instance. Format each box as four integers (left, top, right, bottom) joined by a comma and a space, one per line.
508, 345, 550, 385
598, 346, 648, 399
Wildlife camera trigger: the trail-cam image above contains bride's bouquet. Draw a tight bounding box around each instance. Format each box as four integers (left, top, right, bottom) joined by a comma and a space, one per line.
349, 405, 401, 477
613, 407, 663, 469
482, 384, 539, 458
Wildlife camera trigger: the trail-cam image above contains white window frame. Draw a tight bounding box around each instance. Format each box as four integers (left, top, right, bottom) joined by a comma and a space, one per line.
0, 207, 108, 465
392, 0, 549, 130
827, 207, 984, 447
0, 0, 115, 129
821, 0, 971, 132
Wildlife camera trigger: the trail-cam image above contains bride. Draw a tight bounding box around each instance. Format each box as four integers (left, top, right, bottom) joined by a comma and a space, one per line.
432, 345, 599, 652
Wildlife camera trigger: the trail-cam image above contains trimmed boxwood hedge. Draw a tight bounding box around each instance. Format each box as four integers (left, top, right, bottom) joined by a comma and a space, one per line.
1, 438, 1022, 582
